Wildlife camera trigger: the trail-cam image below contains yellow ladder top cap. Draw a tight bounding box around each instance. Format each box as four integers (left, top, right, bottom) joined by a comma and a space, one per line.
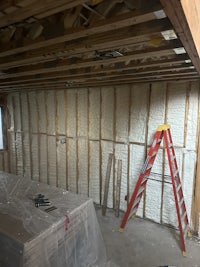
157, 124, 171, 131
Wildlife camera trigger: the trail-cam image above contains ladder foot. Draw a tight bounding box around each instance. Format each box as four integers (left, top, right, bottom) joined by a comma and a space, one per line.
119, 228, 124, 233
183, 251, 187, 257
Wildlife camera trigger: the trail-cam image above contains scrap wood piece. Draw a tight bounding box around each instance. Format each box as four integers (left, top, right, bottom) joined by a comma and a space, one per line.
102, 153, 114, 216
115, 159, 122, 217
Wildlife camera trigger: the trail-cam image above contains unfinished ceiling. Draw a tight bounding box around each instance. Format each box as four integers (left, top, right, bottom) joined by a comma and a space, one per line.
0, 0, 200, 92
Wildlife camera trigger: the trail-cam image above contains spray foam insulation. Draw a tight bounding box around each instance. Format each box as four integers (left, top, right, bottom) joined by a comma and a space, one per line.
7, 94, 14, 131
56, 90, 66, 135
66, 90, 76, 138
39, 134, 48, 184
115, 85, 130, 143
145, 179, 162, 223
31, 134, 39, 181
13, 94, 22, 132
46, 91, 56, 135
20, 93, 29, 132
129, 144, 145, 217
37, 91, 47, 134
167, 84, 186, 147
28, 92, 38, 134
146, 149, 163, 223
183, 152, 196, 224
151, 149, 163, 181
57, 140, 67, 189
101, 140, 114, 208
101, 86, 114, 141
9, 132, 16, 174
78, 139, 88, 195
47, 135, 57, 186
162, 181, 179, 228
67, 138, 77, 193
147, 83, 166, 145
4, 81, 200, 233
89, 89, 100, 140
23, 133, 31, 178
129, 84, 149, 143
162, 148, 183, 226
185, 82, 199, 150
78, 140, 89, 193
15, 132, 23, 176
89, 141, 100, 203
77, 90, 88, 137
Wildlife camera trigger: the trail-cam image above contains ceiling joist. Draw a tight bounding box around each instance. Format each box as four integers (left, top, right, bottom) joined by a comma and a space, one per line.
0, 0, 199, 92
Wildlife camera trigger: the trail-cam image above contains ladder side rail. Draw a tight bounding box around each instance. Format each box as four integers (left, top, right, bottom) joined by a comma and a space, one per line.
120, 131, 163, 230
164, 130, 187, 254
120, 173, 148, 230
167, 129, 189, 226
167, 129, 180, 176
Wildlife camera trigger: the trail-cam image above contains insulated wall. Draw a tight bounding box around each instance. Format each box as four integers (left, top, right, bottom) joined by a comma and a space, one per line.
4, 81, 200, 232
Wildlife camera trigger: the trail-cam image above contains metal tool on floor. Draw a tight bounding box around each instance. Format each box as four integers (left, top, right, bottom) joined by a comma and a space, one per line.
119, 124, 190, 256
34, 194, 51, 207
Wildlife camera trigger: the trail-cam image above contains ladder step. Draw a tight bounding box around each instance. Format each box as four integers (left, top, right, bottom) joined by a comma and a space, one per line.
181, 211, 187, 222
174, 169, 179, 177
141, 176, 148, 185
133, 197, 141, 209
146, 164, 153, 170
151, 151, 157, 157
177, 183, 182, 193
171, 155, 176, 161
157, 138, 162, 143
179, 198, 184, 208
152, 139, 157, 148
137, 186, 145, 197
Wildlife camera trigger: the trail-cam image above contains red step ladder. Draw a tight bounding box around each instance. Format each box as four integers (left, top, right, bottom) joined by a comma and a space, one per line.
119, 124, 190, 256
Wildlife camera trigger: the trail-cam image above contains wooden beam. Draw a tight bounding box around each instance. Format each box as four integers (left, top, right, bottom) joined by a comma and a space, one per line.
0, 0, 87, 28
0, 55, 189, 86
1, 75, 199, 94
0, 62, 194, 89
0, 34, 154, 69
0, 75, 200, 93
181, 0, 200, 58
160, 0, 200, 75
1, 69, 197, 91
0, 45, 180, 80
0, 31, 168, 70
0, 8, 166, 57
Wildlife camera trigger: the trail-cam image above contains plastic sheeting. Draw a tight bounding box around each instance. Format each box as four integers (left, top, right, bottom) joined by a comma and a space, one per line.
0, 172, 107, 267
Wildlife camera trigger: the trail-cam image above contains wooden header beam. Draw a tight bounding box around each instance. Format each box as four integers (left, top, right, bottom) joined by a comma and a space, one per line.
181, 0, 200, 58
160, 0, 200, 75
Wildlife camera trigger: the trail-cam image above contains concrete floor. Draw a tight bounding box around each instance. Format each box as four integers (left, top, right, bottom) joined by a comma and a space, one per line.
96, 206, 200, 267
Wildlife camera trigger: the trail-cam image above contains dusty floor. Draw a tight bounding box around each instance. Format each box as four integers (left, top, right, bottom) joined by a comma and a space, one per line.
96, 206, 200, 267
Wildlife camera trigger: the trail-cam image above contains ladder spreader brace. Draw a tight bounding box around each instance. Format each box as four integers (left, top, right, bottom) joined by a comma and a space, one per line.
119, 124, 191, 256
